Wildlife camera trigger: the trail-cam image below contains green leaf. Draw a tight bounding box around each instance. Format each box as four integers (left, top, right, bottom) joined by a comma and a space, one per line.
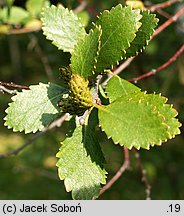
26, 0, 50, 18
41, 5, 86, 52
56, 110, 107, 200
2, 6, 30, 25
77, 11, 90, 27
5, 0, 15, 6
122, 10, 158, 58
4, 83, 67, 134
126, 0, 144, 9
70, 26, 102, 78
98, 92, 181, 150
106, 76, 140, 102
95, 5, 142, 73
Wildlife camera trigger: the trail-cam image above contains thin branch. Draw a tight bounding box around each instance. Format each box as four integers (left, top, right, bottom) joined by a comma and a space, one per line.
0, 85, 17, 95
0, 114, 68, 159
74, 0, 88, 14
99, 147, 130, 196
102, 57, 135, 87
147, 0, 182, 12
0, 81, 29, 89
156, 8, 171, 19
152, 6, 184, 39
28, 34, 55, 82
129, 44, 184, 83
6, 26, 41, 35
113, 57, 135, 76
133, 150, 151, 200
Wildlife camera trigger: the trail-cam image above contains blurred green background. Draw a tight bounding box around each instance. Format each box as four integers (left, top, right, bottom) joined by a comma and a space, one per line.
0, 0, 184, 199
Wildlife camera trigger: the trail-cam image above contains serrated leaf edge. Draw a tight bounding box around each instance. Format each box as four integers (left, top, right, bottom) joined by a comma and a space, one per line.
41, 5, 86, 53
4, 82, 65, 134
123, 10, 159, 58
98, 92, 181, 150
94, 5, 143, 72
70, 25, 102, 77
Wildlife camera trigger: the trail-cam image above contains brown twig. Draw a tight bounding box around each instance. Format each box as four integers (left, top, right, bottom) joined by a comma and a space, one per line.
99, 147, 130, 196
134, 150, 151, 200
147, 0, 182, 12
0, 114, 68, 159
129, 44, 184, 83
0, 81, 29, 89
156, 8, 172, 19
152, 6, 184, 39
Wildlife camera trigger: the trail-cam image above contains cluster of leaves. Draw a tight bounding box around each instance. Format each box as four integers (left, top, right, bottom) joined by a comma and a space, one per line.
0, 0, 49, 33
4, 4, 181, 199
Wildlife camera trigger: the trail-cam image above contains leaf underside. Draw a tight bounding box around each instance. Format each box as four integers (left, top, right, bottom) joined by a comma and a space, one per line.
41, 5, 86, 52
4, 83, 66, 134
56, 110, 107, 200
70, 26, 102, 78
95, 5, 142, 73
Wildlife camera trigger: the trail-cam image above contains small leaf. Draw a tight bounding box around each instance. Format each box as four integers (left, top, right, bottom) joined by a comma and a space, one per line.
98, 92, 181, 150
95, 5, 142, 73
41, 5, 86, 52
70, 26, 102, 78
122, 10, 159, 58
26, 0, 50, 18
4, 83, 67, 134
106, 76, 140, 102
126, 0, 145, 9
56, 110, 107, 200
77, 11, 90, 27
3, 6, 30, 25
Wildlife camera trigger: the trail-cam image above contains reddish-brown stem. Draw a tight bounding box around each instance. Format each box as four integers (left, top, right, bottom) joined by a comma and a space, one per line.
113, 57, 135, 76
129, 44, 184, 83
152, 6, 184, 39
156, 8, 172, 19
0, 81, 29, 89
99, 147, 130, 196
147, 0, 182, 12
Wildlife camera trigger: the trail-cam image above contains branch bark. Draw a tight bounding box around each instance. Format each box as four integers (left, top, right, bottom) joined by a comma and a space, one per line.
99, 147, 130, 197
152, 6, 184, 39
0, 81, 29, 89
147, 0, 182, 12
129, 44, 184, 83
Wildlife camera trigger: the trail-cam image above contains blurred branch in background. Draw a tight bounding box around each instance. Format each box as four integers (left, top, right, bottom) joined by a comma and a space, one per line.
98, 147, 130, 197
147, 0, 182, 12
0, 114, 68, 159
129, 44, 184, 83
152, 6, 184, 39
0, 81, 29, 89
74, 0, 87, 13
28, 34, 55, 82
133, 150, 151, 200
